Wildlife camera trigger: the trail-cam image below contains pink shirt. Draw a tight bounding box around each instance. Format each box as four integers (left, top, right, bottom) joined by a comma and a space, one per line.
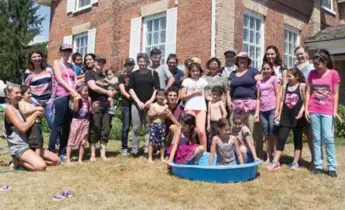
307, 69, 340, 115
55, 60, 77, 97
256, 76, 280, 112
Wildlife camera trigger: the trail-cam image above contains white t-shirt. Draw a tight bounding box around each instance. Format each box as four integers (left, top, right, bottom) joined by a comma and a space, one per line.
274, 66, 284, 82
295, 61, 314, 81
182, 77, 208, 111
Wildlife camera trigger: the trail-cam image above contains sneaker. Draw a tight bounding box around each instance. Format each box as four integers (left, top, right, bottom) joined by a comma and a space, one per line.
108, 108, 115, 115
311, 168, 322, 175
59, 155, 67, 162
328, 170, 337, 178
265, 162, 280, 171
121, 149, 129, 156
289, 162, 299, 170
131, 148, 139, 157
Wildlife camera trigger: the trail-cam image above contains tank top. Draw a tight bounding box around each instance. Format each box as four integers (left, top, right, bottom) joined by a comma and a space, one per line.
55, 60, 76, 97
74, 98, 90, 119
3, 107, 29, 156
279, 83, 304, 127
215, 137, 236, 165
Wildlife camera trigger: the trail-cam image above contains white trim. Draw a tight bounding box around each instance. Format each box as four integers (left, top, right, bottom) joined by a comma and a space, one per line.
211, 0, 216, 57
305, 38, 345, 54
73, 32, 88, 56
243, 10, 265, 68
338, 0, 345, 3
129, 17, 142, 59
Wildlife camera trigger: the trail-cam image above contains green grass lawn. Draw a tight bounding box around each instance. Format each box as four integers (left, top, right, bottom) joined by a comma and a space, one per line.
1, 136, 345, 210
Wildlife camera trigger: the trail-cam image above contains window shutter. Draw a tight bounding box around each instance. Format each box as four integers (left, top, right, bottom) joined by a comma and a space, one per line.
91, 0, 98, 4
63, 35, 73, 46
87, 28, 97, 54
129, 17, 142, 59
66, 0, 74, 13
165, 8, 178, 61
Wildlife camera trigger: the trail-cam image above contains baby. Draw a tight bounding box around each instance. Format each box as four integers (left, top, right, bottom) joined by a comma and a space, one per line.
98, 69, 119, 115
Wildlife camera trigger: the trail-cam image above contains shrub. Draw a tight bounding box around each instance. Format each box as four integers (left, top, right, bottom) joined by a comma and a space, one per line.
335, 104, 345, 138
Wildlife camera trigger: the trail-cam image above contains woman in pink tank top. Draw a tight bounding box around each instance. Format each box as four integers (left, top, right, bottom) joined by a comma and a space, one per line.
48, 44, 78, 161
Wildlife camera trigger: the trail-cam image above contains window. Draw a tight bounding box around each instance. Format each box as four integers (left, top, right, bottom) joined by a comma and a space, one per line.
284, 26, 299, 68
321, 0, 333, 10
74, 32, 88, 60
243, 11, 264, 68
321, 0, 336, 14
77, 0, 91, 10
143, 14, 167, 64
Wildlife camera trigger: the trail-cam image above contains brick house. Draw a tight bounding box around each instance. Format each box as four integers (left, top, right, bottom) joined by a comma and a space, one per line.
38, 0, 344, 71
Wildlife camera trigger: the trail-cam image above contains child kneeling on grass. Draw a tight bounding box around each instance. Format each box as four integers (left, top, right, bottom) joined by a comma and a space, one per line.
167, 114, 204, 165
231, 114, 260, 163
209, 118, 243, 166
147, 89, 180, 162
66, 84, 91, 164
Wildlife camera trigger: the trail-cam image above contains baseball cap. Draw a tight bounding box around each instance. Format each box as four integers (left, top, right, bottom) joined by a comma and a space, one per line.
224, 49, 237, 56
95, 56, 107, 63
59, 44, 73, 52
124, 57, 135, 66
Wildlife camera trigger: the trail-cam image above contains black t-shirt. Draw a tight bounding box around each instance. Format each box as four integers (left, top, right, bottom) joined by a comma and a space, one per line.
128, 70, 160, 103
85, 69, 108, 107
118, 73, 132, 107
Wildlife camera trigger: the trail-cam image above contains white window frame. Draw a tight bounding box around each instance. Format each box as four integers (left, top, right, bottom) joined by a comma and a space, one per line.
321, 0, 336, 15
73, 32, 88, 60
243, 10, 265, 69
284, 25, 300, 68
142, 13, 167, 65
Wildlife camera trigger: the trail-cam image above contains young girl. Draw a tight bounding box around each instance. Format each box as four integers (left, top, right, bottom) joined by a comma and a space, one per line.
66, 84, 91, 164
305, 49, 341, 177
266, 68, 305, 171
18, 85, 44, 153
255, 62, 281, 164
231, 114, 260, 163
167, 114, 204, 165
209, 118, 243, 166
181, 62, 208, 149
147, 89, 179, 163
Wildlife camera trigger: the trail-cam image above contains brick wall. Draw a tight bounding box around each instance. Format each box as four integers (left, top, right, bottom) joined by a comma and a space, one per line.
321, 0, 341, 26
48, 0, 211, 70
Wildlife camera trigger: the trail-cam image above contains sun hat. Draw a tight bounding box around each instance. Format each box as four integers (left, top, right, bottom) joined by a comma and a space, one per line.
235, 51, 252, 64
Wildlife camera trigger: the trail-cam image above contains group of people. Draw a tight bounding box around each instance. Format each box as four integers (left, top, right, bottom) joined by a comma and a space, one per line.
1, 43, 341, 178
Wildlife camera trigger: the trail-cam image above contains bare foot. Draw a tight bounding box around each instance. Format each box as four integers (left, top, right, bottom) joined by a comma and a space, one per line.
65, 160, 71, 165
264, 160, 270, 165
90, 157, 96, 162
101, 156, 110, 161
148, 159, 154, 163
161, 158, 166, 163
9, 162, 16, 170
78, 160, 83, 164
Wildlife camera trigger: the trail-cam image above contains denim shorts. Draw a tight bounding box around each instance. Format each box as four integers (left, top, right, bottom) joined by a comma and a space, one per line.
12, 147, 30, 160
260, 109, 277, 136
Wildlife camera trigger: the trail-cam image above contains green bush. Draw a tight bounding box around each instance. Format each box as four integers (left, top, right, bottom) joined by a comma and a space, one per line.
41, 117, 50, 133
335, 104, 345, 138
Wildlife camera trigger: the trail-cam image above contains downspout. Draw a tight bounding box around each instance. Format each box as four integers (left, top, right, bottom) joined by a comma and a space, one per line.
211, 0, 216, 57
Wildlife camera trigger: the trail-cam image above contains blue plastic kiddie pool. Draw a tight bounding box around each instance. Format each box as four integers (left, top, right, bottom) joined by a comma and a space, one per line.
169, 152, 262, 183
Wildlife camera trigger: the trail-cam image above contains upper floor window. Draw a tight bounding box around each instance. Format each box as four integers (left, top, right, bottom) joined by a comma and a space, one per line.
243, 11, 264, 68
284, 26, 299, 68
143, 14, 167, 64
77, 0, 91, 10
321, 0, 336, 15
